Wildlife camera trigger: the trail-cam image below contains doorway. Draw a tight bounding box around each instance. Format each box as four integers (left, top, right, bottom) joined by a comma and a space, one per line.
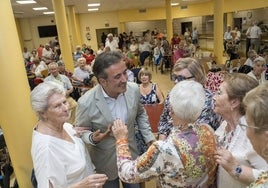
96, 28, 118, 46
233, 18, 242, 30
181, 22, 192, 35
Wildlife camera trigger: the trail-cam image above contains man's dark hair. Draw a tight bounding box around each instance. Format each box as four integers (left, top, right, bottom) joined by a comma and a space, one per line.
93, 51, 123, 80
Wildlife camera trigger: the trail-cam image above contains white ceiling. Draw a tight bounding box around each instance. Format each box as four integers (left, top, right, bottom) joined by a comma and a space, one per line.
11, 0, 211, 18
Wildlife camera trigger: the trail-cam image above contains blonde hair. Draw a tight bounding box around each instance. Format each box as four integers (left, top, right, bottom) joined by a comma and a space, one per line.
224, 73, 258, 115
243, 82, 268, 133
173, 58, 206, 85
138, 67, 152, 81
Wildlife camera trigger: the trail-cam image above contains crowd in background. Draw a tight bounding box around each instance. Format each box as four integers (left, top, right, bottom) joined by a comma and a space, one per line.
19, 25, 268, 188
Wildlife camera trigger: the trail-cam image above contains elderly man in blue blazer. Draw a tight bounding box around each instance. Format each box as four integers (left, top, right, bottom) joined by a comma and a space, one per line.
75, 51, 155, 188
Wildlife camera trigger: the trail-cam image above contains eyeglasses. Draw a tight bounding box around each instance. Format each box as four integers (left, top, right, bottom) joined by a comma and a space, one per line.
239, 122, 260, 131
171, 74, 194, 82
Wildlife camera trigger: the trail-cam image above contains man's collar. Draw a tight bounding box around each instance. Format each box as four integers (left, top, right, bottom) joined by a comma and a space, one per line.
101, 86, 124, 99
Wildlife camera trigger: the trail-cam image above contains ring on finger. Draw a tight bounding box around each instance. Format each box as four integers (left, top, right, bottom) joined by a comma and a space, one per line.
95, 183, 100, 188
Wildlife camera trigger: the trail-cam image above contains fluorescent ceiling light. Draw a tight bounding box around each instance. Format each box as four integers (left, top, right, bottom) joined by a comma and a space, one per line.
171, 3, 179, 6
88, 8, 99, 11
43, 11, 55, 15
16, 0, 36, 4
88, 3, 100, 7
33, 7, 48, 11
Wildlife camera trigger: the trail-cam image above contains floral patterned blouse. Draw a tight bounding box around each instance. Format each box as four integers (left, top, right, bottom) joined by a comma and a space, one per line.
248, 171, 268, 188
158, 89, 221, 136
116, 124, 217, 188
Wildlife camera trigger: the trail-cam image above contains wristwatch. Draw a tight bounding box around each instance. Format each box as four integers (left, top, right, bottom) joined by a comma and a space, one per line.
234, 165, 242, 179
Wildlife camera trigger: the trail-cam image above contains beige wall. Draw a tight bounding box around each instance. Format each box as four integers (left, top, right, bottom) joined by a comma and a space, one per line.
18, 16, 56, 50
78, 12, 120, 50
125, 20, 167, 37
17, 0, 268, 52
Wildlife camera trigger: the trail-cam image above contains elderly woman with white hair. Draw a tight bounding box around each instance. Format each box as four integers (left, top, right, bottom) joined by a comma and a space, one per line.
247, 56, 267, 84
111, 80, 217, 187
30, 81, 107, 188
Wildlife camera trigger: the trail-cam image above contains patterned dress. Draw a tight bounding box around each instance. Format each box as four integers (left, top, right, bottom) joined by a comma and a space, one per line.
117, 124, 217, 188
135, 83, 159, 155
248, 171, 268, 188
140, 83, 159, 104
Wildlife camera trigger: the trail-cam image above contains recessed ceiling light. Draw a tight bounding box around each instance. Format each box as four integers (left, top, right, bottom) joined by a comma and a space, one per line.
43, 11, 55, 15
88, 3, 100, 7
16, 0, 36, 4
88, 8, 99, 11
33, 7, 48, 11
171, 3, 179, 6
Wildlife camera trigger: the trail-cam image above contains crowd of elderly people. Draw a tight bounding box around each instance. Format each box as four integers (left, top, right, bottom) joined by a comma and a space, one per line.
26, 31, 268, 188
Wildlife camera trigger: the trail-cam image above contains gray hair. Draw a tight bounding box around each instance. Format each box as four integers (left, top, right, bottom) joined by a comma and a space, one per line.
107, 33, 113, 37
30, 81, 65, 119
57, 60, 64, 66
253, 56, 266, 66
169, 80, 205, 123
77, 57, 86, 64
48, 62, 58, 69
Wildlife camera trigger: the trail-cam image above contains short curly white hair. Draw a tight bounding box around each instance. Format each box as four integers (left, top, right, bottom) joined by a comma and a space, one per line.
30, 81, 65, 119
169, 80, 205, 123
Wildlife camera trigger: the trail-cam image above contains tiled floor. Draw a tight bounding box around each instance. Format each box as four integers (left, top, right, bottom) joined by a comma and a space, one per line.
146, 64, 174, 97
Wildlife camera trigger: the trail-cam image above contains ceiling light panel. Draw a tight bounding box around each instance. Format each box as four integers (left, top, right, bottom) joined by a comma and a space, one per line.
88, 8, 99, 11
43, 11, 54, 15
16, 0, 36, 4
33, 7, 48, 10
88, 3, 101, 7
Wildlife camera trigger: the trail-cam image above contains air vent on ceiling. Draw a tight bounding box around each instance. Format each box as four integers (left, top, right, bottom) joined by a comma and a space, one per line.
181, 5, 188, 9
139, 8, 146, 13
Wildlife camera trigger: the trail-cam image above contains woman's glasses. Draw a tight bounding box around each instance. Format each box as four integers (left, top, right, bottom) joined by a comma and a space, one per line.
171, 74, 194, 82
239, 122, 260, 131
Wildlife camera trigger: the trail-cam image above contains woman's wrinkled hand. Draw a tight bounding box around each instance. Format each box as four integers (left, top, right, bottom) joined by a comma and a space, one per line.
74, 127, 90, 137
112, 119, 128, 140
214, 147, 239, 174
75, 173, 108, 188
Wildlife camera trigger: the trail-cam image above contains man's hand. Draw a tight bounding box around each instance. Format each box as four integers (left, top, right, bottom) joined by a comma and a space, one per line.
92, 124, 112, 142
